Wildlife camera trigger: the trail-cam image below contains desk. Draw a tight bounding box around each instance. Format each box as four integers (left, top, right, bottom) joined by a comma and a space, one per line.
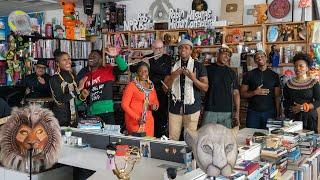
58, 145, 182, 180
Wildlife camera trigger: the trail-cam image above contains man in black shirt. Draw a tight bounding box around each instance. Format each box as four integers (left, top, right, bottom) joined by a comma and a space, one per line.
149, 40, 172, 138
164, 39, 208, 141
20, 60, 51, 99
203, 46, 240, 128
240, 50, 280, 129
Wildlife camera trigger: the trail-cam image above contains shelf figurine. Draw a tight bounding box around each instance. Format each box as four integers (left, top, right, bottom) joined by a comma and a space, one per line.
269, 45, 280, 67
253, 4, 268, 24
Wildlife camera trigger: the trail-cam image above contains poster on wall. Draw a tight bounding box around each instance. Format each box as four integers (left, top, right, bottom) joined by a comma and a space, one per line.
267, 0, 293, 23
243, 5, 255, 25
293, 0, 312, 21
220, 0, 244, 25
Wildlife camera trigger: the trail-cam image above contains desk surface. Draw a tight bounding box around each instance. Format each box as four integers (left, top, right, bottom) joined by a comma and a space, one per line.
58, 145, 182, 180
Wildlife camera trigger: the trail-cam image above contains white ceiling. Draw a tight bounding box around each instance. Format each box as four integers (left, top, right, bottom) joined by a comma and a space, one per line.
0, 0, 125, 17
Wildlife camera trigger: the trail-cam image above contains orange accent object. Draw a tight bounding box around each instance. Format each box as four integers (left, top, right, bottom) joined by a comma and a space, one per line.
61, 0, 80, 40
303, 103, 310, 112
121, 82, 159, 137
116, 144, 129, 156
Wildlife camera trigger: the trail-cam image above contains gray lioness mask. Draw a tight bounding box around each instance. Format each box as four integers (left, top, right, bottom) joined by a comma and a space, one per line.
185, 124, 238, 177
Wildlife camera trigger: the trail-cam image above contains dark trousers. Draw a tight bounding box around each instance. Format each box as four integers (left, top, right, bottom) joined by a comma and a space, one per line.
97, 112, 115, 125
153, 87, 168, 138
246, 109, 276, 129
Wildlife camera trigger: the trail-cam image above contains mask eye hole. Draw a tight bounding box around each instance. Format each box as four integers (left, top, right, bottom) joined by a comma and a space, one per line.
202, 144, 213, 154
225, 144, 234, 153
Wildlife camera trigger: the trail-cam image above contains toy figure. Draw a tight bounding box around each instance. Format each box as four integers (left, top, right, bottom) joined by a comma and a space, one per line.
61, 0, 80, 40
280, 25, 293, 41
54, 25, 65, 39
253, 4, 268, 24
269, 45, 280, 67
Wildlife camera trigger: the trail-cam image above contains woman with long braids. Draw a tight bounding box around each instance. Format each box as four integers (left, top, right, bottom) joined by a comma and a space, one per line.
283, 53, 320, 132
50, 50, 89, 127
122, 62, 159, 137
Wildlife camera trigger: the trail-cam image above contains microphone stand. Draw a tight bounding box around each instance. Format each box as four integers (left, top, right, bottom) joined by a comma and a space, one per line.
161, 80, 177, 137
29, 149, 32, 180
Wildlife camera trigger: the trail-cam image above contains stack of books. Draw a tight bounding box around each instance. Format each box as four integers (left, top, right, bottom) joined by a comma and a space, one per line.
78, 118, 102, 130
260, 148, 288, 175
266, 118, 283, 129
234, 160, 260, 176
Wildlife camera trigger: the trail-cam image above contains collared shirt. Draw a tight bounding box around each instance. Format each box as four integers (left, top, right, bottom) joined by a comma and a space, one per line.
169, 58, 207, 115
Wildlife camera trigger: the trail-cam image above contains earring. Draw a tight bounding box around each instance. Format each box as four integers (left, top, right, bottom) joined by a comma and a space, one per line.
165, 147, 169, 153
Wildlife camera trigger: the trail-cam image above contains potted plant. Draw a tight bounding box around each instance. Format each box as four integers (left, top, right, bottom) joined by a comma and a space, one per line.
65, 127, 72, 137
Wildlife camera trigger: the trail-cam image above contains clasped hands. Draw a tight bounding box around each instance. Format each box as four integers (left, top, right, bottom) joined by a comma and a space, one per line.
172, 67, 196, 81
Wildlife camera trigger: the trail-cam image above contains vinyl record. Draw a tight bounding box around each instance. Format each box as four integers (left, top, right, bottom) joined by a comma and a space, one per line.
268, 0, 291, 19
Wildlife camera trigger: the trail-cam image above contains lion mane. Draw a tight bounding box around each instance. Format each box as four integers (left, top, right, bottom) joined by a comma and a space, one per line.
0, 105, 61, 173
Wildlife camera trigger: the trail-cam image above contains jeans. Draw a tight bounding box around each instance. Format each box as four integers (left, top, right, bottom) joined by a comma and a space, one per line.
246, 109, 276, 129
202, 111, 232, 128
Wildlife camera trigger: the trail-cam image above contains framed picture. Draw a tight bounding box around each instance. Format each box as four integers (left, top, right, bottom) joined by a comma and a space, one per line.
0, 19, 4, 30
267, 0, 293, 23
314, 0, 320, 20
243, 5, 256, 25
293, 0, 312, 21
220, 0, 244, 25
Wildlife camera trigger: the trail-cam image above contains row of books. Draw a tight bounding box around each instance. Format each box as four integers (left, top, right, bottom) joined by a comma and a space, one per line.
32, 39, 59, 59
31, 39, 92, 59
130, 33, 156, 49
104, 33, 129, 48
60, 40, 92, 59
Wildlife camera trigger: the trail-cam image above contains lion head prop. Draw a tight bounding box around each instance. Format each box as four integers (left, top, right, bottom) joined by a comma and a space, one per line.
0, 105, 61, 173
185, 124, 238, 177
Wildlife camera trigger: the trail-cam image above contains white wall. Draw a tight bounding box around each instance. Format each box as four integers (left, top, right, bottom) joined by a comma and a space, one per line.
45, 4, 100, 25
44, 0, 310, 24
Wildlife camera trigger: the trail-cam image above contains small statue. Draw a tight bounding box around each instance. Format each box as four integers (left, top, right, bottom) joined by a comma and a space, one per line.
279, 25, 293, 41
253, 4, 268, 24
269, 45, 280, 67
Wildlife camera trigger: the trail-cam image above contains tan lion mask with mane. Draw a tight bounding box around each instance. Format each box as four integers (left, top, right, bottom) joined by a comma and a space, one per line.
0, 105, 61, 173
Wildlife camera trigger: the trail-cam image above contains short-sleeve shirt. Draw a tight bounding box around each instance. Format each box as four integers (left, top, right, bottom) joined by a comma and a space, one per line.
242, 68, 280, 112
204, 63, 239, 112
169, 59, 207, 115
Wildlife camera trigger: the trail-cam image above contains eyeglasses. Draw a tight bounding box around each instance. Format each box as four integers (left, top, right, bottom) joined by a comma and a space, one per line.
153, 46, 163, 50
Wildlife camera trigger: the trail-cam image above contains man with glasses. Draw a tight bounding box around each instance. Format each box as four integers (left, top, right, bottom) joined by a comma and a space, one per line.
202, 46, 240, 128
148, 39, 173, 137
20, 60, 51, 98
240, 50, 280, 129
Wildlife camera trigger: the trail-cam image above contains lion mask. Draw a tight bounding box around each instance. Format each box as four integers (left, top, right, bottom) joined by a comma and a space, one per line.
185, 124, 238, 177
0, 105, 61, 173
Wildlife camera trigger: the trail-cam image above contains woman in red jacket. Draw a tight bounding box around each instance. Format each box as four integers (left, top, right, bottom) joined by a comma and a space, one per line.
122, 62, 159, 137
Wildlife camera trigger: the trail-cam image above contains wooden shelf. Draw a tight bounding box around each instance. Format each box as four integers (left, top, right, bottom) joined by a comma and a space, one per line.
266, 40, 307, 44
131, 48, 152, 50
194, 45, 222, 48
225, 24, 263, 28
226, 41, 262, 45
265, 21, 306, 26
269, 63, 294, 67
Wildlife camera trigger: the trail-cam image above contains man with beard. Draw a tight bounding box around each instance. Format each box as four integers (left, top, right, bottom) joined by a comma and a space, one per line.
79, 48, 128, 125
240, 50, 280, 129
202, 46, 240, 128
163, 39, 208, 141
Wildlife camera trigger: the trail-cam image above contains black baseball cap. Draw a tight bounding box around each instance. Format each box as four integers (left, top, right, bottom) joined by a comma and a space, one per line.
35, 60, 48, 67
